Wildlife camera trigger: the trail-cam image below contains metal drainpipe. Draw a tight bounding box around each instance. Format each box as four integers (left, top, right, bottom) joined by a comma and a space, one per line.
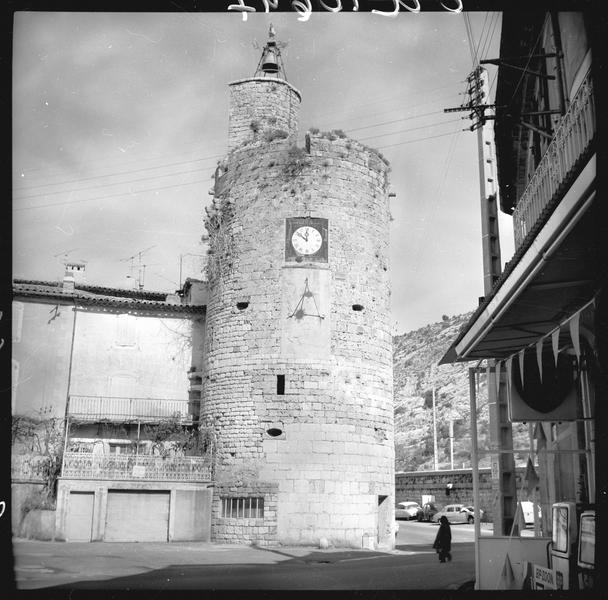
61, 299, 78, 475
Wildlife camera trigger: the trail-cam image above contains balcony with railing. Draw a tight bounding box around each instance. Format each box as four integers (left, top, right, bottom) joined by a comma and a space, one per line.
512, 69, 595, 249
61, 451, 212, 482
68, 395, 199, 424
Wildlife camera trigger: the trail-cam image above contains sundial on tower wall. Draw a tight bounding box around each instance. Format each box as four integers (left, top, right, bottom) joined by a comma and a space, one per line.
281, 217, 330, 359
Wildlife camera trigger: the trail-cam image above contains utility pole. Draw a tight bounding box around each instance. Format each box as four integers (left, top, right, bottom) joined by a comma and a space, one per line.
449, 419, 458, 470
431, 364, 438, 471
445, 67, 517, 535
445, 66, 502, 292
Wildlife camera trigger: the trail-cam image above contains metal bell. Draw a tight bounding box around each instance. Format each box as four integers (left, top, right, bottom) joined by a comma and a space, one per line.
262, 48, 279, 74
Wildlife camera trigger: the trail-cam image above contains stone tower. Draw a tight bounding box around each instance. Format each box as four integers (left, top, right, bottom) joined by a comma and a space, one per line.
202, 27, 394, 549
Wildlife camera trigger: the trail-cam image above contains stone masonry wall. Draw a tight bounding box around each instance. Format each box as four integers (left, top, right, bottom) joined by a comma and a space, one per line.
211, 481, 279, 546
227, 78, 301, 152
203, 78, 394, 548
395, 467, 532, 522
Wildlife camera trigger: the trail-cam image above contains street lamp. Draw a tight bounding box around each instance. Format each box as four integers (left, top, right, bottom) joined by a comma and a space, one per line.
431, 364, 438, 471
449, 418, 461, 470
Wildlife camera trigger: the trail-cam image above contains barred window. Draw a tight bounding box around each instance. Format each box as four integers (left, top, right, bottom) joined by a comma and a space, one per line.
221, 496, 264, 519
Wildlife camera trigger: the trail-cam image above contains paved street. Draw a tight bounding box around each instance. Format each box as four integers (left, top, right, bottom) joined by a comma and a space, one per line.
12, 521, 477, 591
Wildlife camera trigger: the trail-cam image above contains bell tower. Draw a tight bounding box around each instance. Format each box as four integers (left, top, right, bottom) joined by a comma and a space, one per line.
254, 24, 286, 78
203, 28, 394, 550
227, 26, 300, 152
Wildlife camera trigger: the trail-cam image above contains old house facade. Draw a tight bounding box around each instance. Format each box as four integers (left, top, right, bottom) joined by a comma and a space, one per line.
12, 268, 211, 542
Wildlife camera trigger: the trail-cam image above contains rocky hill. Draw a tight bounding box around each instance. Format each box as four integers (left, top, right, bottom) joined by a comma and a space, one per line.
393, 313, 530, 472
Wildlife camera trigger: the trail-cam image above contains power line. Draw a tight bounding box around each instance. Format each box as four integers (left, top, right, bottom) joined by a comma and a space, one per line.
346, 109, 447, 134
358, 119, 462, 142
480, 13, 500, 60
314, 92, 458, 131
464, 13, 479, 67
15, 126, 468, 211
473, 12, 491, 64
15, 101, 459, 198
376, 129, 465, 150
13, 178, 209, 212
306, 79, 464, 122
15, 166, 214, 201
14, 153, 223, 194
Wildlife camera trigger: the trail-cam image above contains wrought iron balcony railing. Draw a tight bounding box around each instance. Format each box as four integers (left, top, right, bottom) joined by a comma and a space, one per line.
68, 395, 199, 423
512, 69, 595, 248
61, 451, 212, 482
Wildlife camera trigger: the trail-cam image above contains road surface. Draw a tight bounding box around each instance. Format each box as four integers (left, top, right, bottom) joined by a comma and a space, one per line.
12, 521, 477, 590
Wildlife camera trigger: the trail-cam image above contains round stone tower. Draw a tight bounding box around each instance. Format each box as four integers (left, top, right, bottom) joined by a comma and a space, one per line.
203, 28, 394, 549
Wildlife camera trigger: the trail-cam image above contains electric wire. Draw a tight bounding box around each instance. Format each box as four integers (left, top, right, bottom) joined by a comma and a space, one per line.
14, 178, 210, 212
376, 129, 464, 151
358, 118, 462, 142
16, 82, 464, 182
508, 25, 545, 109
473, 12, 491, 65
14, 153, 223, 193
14, 125, 468, 211
15, 98, 461, 199
15, 166, 213, 201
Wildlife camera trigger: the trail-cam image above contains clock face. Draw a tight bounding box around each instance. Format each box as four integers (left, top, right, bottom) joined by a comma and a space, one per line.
285, 217, 328, 263
291, 226, 322, 255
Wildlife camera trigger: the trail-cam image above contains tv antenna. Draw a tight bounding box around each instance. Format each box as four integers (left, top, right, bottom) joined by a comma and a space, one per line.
120, 245, 156, 290
53, 248, 80, 266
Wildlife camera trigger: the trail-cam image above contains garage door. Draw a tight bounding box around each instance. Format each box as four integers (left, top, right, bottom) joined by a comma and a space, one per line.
105, 490, 170, 542
66, 492, 94, 542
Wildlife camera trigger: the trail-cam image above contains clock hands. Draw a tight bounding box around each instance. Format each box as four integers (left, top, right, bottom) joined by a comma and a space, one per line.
297, 228, 309, 242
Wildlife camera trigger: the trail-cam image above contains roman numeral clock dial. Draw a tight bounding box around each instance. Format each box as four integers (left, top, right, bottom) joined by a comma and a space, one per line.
285, 217, 328, 263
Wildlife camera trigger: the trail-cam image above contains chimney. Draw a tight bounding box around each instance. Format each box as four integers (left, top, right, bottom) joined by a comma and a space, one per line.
63, 260, 87, 291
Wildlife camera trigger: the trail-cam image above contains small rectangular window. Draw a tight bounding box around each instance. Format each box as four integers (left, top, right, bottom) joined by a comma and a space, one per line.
221, 496, 264, 519
277, 374, 285, 395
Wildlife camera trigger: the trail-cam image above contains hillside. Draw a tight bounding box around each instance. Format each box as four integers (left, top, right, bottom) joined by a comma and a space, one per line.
393, 313, 529, 472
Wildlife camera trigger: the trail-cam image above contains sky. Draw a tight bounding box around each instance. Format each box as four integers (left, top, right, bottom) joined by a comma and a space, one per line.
12, 9, 514, 334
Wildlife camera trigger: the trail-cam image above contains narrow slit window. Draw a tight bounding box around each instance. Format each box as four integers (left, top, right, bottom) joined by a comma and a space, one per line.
277, 374, 285, 395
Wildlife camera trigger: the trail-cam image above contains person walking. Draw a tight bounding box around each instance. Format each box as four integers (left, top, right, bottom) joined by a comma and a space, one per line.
433, 516, 452, 563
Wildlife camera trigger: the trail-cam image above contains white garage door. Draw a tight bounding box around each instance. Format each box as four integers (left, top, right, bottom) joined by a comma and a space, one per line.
105, 490, 170, 542
66, 492, 94, 542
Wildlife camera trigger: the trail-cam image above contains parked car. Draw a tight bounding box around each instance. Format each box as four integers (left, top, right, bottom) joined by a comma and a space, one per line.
520, 501, 541, 525
432, 503, 481, 524
395, 501, 422, 520
417, 502, 439, 522
461, 506, 484, 522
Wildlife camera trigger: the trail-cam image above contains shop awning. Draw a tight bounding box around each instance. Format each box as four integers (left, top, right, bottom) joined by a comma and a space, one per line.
441, 157, 598, 365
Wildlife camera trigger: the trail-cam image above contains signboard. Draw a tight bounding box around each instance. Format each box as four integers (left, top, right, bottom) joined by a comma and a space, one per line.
491, 457, 499, 480
132, 465, 146, 477
533, 565, 556, 590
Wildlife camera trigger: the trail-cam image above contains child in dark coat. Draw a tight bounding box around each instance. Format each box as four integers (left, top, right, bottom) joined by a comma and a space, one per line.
433, 516, 452, 563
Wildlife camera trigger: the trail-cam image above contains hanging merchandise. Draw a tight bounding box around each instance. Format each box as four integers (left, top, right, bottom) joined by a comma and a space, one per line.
536, 338, 544, 383
518, 349, 525, 387
505, 356, 513, 398
552, 327, 560, 367
524, 456, 540, 496
569, 310, 581, 363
